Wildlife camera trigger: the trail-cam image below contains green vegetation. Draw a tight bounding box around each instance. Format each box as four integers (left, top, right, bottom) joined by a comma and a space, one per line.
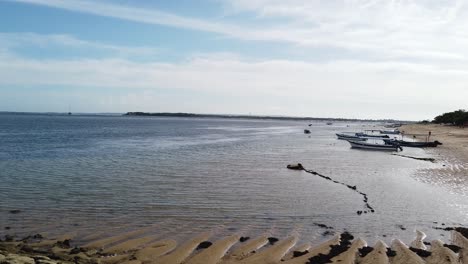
433, 109, 468, 126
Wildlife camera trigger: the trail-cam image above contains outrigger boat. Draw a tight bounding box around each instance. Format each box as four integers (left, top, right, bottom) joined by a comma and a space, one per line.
383, 139, 442, 148
348, 140, 402, 151
379, 130, 400, 135
336, 133, 367, 141
355, 132, 390, 139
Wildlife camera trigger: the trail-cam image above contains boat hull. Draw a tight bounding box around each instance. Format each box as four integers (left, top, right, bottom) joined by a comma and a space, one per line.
349, 141, 400, 151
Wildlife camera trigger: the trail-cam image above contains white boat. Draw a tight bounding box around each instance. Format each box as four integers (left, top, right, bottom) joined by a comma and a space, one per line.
355, 132, 390, 139
336, 133, 367, 141
348, 140, 402, 151
380, 129, 400, 135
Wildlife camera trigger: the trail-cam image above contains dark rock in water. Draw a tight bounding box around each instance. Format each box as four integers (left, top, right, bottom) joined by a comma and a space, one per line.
56, 239, 71, 248
397, 224, 406, 230
9, 210, 21, 214
239, 236, 250, 242
443, 244, 462, 253
340, 232, 354, 242
70, 247, 83, 254
359, 246, 374, 257
455, 227, 468, 239
304, 129, 311, 134
314, 223, 333, 229
357, 211, 362, 215
386, 248, 397, 257
287, 163, 304, 170
4, 234, 14, 242
433, 226, 454, 231
267, 237, 279, 245
423, 241, 431, 245
33, 233, 43, 239
293, 250, 309, 257
196, 241, 212, 250
322, 230, 333, 236
409, 247, 432, 257
4, 226, 11, 230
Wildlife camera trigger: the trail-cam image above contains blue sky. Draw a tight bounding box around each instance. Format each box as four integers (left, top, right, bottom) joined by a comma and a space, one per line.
1, 0, 468, 120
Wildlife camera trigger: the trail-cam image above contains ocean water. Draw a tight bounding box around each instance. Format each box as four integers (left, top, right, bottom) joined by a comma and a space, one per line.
0, 113, 467, 244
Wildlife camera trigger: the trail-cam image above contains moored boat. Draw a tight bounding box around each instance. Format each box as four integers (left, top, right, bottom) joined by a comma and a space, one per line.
380, 129, 400, 135
348, 140, 402, 151
336, 133, 367, 141
355, 132, 390, 139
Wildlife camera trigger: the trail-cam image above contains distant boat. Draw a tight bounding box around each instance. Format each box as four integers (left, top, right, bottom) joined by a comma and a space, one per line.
336, 133, 367, 141
384, 139, 442, 148
348, 140, 402, 151
380, 130, 400, 135
384, 123, 402, 128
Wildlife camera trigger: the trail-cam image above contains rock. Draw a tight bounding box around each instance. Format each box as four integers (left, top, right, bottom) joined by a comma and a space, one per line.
239, 237, 250, 242
286, 163, 304, 170
55, 239, 71, 248
195, 241, 212, 250
267, 237, 279, 245
9, 210, 21, 214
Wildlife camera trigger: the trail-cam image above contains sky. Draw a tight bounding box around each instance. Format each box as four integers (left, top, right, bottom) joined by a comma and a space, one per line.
1, 0, 468, 120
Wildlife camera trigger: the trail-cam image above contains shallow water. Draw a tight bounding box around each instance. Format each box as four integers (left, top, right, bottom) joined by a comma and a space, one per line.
0, 114, 466, 244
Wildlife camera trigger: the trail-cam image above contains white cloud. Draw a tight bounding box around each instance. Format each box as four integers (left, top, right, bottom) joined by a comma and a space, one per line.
0, 32, 160, 57
10, 0, 468, 64
1, 51, 468, 120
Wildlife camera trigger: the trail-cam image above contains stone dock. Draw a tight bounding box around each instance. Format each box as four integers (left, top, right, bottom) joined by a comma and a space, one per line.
1, 227, 467, 264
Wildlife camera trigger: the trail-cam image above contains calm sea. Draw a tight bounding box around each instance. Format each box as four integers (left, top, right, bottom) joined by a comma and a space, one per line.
0, 113, 466, 244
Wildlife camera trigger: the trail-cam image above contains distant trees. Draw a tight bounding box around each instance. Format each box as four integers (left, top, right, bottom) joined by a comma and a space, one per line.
433, 109, 468, 126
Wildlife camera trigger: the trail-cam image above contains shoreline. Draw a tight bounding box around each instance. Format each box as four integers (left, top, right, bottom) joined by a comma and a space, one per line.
1, 227, 467, 263
401, 123, 468, 192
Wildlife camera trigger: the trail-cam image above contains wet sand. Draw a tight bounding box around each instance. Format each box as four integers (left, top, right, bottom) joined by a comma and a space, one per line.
401, 124, 468, 192
1, 227, 467, 263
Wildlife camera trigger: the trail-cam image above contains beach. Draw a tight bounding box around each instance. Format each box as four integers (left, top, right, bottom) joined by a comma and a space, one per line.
401, 123, 468, 193
1, 226, 468, 263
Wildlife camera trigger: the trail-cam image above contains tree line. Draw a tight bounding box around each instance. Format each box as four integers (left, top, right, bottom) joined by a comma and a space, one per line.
433, 109, 468, 126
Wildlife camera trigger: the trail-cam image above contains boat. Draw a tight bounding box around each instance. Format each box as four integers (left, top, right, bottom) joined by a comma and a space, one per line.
380, 130, 400, 135
355, 132, 389, 139
383, 139, 442, 148
348, 140, 402, 151
384, 123, 402, 128
336, 133, 367, 141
